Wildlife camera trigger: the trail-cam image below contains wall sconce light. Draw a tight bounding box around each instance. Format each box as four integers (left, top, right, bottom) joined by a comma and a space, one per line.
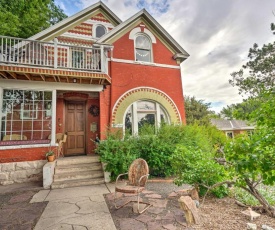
102, 85, 107, 91
73, 78, 77, 83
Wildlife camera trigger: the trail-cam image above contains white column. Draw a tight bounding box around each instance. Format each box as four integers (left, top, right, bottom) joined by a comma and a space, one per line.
51, 90, 57, 146
0, 87, 3, 138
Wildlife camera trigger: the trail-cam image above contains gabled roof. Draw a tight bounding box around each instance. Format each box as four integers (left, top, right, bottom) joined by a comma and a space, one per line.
211, 119, 255, 131
97, 9, 189, 59
28, 1, 121, 41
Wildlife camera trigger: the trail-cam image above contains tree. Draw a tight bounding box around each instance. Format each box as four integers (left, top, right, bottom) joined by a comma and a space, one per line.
219, 97, 261, 121
0, 0, 67, 38
184, 95, 217, 125
229, 24, 275, 97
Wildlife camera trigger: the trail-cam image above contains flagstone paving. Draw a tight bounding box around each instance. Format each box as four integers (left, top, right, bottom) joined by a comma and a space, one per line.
104, 182, 192, 230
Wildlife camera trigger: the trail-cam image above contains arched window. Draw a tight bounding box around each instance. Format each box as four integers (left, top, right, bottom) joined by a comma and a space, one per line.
135, 34, 152, 62
95, 25, 106, 38
124, 100, 169, 135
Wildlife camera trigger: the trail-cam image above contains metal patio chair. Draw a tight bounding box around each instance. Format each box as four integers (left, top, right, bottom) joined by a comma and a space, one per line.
114, 158, 152, 214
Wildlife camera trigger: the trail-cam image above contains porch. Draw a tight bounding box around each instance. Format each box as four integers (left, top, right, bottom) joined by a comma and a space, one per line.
0, 35, 111, 85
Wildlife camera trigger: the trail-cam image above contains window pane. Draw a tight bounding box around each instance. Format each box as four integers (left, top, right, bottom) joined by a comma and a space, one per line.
136, 49, 150, 62
124, 108, 132, 134
1, 89, 52, 143
137, 101, 155, 110
138, 113, 155, 127
136, 35, 150, 49
96, 25, 106, 38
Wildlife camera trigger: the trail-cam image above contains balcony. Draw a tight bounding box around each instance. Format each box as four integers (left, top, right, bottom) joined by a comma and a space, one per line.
0, 36, 111, 85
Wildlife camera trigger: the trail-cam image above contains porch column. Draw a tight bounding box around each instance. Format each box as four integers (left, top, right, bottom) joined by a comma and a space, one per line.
50, 89, 57, 146
0, 87, 2, 136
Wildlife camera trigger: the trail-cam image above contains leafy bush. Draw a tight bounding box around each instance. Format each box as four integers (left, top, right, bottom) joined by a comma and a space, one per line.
171, 145, 229, 197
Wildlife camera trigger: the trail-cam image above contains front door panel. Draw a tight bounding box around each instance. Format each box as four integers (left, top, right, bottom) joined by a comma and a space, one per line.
65, 101, 85, 156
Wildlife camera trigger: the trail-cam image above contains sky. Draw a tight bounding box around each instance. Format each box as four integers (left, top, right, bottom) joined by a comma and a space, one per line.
55, 0, 275, 113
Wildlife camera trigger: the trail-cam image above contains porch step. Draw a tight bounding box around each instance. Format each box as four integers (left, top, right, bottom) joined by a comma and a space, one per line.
56, 155, 100, 166
55, 163, 102, 174
51, 178, 105, 189
54, 170, 104, 182
51, 155, 105, 189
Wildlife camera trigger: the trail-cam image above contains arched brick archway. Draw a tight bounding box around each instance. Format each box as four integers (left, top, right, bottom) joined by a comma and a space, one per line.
112, 87, 181, 127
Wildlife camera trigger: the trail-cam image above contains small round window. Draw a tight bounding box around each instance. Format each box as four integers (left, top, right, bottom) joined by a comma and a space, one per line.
95, 25, 106, 38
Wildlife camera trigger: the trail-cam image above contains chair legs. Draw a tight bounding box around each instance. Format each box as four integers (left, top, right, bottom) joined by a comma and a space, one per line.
114, 190, 152, 214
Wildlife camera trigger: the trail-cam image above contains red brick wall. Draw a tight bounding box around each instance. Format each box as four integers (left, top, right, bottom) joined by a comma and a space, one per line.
99, 86, 111, 140
0, 147, 48, 163
109, 62, 186, 123
112, 26, 178, 66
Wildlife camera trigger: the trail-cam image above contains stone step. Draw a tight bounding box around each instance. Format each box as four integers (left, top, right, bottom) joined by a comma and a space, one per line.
54, 170, 104, 182
56, 155, 100, 166
51, 178, 105, 189
55, 163, 102, 174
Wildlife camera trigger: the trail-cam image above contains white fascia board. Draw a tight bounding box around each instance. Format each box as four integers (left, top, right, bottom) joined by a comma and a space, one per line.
98, 9, 189, 58
28, 2, 121, 41
0, 79, 103, 92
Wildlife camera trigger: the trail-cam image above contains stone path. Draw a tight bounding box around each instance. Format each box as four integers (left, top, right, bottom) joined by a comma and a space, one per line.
0, 189, 47, 230
105, 188, 192, 230
33, 184, 117, 230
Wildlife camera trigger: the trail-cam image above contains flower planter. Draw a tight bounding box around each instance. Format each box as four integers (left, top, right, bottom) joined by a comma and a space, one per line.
47, 155, 55, 162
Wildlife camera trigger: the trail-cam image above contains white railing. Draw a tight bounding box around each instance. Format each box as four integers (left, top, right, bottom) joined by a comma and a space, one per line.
0, 36, 107, 73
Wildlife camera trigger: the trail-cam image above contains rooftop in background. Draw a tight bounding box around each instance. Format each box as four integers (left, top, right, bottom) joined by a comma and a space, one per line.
211, 119, 255, 131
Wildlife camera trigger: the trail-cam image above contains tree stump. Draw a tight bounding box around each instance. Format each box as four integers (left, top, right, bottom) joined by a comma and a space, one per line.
178, 196, 200, 226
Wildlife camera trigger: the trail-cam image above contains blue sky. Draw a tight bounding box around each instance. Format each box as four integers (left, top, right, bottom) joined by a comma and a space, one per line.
55, 0, 275, 113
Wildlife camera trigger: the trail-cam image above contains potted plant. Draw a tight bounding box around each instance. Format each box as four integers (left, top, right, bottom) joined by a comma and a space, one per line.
45, 149, 55, 162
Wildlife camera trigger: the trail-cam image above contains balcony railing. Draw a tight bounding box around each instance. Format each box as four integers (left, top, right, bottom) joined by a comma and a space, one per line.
0, 36, 107, 73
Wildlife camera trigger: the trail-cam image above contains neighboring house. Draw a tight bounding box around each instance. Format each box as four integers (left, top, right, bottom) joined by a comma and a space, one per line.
0, 2, 189, 184
211, 119, 255, 138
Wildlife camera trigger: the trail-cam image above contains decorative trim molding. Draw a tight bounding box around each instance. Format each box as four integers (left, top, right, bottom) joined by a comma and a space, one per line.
129, 27, 156, 43
108, 58, 180, 69
112, 87, 182, 126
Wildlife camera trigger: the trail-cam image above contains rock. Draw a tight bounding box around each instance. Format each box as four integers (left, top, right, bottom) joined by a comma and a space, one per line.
194, 200, 200, 208
242, 208, 261, 221
262, 225, 275, 230
133, 203, 147, 213
178, 196, 200, 226
247, 223, 257, 230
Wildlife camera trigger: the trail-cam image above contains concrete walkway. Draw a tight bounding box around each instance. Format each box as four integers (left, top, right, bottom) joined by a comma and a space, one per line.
32, 183, 117, 230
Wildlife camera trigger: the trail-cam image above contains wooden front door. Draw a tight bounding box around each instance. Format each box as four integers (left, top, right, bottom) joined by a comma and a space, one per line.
65, 101, 86, 156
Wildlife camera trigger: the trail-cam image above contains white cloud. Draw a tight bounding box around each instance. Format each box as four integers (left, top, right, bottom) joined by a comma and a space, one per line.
57, 0, 275, 113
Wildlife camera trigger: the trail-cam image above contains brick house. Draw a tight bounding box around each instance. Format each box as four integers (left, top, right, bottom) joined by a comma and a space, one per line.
0, 2, 189, 185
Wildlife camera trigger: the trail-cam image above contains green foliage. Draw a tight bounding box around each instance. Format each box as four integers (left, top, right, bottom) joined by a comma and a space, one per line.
171, 145, 229, 197
184, 95, 217, 125
0, 0, 67, 38
219, 97, 261, 121
97, 123, 228, 198
231, 186, 275, 206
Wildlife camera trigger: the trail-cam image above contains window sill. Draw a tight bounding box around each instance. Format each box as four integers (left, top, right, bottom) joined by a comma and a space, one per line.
0, 140, 53, 150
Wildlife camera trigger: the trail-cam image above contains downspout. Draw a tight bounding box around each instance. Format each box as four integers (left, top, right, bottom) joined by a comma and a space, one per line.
109, 47, 114, 128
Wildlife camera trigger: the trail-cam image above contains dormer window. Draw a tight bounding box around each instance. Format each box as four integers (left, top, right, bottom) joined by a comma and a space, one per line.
135, 34, 151, 62
95, 25, 106, 38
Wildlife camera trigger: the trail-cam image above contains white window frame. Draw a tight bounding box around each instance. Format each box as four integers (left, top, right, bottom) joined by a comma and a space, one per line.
123, 100, 169, 135
134, 33, 153, 63
93, 24, 107, 38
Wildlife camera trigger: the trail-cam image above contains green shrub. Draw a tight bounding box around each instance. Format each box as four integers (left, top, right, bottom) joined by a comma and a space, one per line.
171, 145, 229, 197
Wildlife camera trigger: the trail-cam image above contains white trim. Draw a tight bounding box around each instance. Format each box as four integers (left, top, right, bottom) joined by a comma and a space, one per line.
144, 28, 156, 43
129, 28, 156, 44
93, 23, 108, 39
112, 86, 182, 122
0, 143, 58, 150
0, 79, 103, 92
108, 58, 180, 69
28, 2, 121, 41
62, 32, 94, 41
129, 28, 141, 39
51, 90, 57, 146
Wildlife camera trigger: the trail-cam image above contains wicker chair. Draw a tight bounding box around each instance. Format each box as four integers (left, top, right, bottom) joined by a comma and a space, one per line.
114, 158, 152, 214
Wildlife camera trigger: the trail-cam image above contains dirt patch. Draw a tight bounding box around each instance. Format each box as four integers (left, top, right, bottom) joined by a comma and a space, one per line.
105, 182, 275, 230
